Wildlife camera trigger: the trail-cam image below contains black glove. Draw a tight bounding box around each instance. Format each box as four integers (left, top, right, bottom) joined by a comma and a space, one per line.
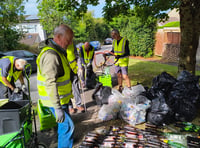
115, 55, 121, 59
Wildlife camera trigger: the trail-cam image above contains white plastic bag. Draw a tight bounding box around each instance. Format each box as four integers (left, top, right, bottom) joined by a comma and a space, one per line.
98, 103, 121, 121
120, 97, 151, 126
122, 84, 146, 98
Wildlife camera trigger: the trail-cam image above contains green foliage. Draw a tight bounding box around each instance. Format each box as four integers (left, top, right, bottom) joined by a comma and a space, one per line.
110, 15, 157, 57
38, 0, 111, 43
0, 0, 25, 51
158, 21, 180, 29
37, 0, 78, 36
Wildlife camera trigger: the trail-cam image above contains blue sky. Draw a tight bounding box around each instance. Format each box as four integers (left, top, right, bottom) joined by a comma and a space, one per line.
24, 0, 105, 18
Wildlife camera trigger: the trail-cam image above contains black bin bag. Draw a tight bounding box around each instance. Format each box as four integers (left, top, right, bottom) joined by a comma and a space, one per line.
147, 91, 174, 126
92, 82, 112, 106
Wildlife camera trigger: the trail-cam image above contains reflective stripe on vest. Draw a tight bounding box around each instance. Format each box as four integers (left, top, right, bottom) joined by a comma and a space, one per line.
0, 56, 15, 85
66, 43, 78, 74
36, 46, 72, 107
81, 45, 94, 65
113, 38, 129, 67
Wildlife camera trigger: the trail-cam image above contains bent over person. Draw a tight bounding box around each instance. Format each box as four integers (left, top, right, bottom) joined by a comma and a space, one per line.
0, 56, 27, 99
79, 42, 94, 88
37, 24, 74, 148
111, 29, 131, 92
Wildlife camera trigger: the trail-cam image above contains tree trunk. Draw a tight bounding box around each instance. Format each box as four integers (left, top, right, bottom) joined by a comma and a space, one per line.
178, 0, 200, 75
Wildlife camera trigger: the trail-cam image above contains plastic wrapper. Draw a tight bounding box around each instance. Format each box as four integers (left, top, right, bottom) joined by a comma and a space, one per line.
98, 103, 121, 121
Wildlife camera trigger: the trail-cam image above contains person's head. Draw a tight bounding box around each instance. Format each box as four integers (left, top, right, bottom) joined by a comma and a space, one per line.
111, 29, 121, 40
15, 59, 27, 71
84, 42, 90, 51
53, 24, 74, 50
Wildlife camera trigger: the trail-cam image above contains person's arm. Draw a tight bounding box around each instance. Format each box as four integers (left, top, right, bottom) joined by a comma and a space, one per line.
2, 77, 15, 91
40, 51, 63, 109
1, 61, 15, 90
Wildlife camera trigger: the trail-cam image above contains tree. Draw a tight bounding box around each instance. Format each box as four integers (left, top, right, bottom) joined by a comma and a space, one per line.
0, 0, 25, 51
37, 0, 79, 37
53, 0, 200, 74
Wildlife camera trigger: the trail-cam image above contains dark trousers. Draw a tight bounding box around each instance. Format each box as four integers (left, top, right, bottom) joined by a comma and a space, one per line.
68, 72, 82, 108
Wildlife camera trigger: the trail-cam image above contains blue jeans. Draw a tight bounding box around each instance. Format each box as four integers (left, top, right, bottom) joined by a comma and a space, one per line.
50, 104, 74, 148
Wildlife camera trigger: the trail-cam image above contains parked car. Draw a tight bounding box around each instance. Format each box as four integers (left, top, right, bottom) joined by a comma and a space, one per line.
90, 41, 101, 51
0, 52, 6, 58
104, 38, 113, 45
4, 50, 37, 72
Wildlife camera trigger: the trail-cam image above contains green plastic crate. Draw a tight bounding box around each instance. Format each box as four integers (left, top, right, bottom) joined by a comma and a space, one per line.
37, 99, 57, 131
99, 74, 112, 87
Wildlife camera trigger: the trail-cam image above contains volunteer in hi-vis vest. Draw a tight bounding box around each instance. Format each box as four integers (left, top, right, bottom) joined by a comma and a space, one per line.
111, 29, 131, 92
0, 56, 27, 99
66, 42, 85, 113
79, 42, 94, 88
37, 24, 74, 148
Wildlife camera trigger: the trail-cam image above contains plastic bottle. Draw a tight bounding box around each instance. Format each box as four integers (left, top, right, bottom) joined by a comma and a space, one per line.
163, 139, 187, 148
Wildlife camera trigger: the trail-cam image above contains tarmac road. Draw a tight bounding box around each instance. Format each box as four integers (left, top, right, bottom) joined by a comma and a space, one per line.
23, 44, 118, 147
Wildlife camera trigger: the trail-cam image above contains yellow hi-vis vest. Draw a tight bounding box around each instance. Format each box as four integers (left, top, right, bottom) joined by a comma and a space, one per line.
67, 43, 78, 74
113, 37, 129, 67
37, 47, 72, 107
0, 56, 22, 86
81, 45, 94, 65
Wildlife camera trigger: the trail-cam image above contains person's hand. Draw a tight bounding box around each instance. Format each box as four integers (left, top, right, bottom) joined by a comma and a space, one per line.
13, 87, 20, 93
21, 84, 27, 92
55, 108, 65, 123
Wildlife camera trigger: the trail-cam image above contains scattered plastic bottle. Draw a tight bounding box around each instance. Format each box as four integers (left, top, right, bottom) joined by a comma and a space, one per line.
163, 139, 187, 148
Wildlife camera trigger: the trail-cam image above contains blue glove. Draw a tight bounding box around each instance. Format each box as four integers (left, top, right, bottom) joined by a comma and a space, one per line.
55, 108, 65, 123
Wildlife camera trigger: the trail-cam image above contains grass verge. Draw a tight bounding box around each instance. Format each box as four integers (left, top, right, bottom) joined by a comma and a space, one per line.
128, 58, 200, 87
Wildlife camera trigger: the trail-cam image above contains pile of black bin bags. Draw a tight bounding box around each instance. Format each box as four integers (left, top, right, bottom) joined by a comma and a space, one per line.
146, 70, 200, 126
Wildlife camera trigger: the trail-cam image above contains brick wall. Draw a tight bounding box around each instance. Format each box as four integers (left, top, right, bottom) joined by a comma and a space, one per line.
154, 28, 181, 62
154, 29, 164, 56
